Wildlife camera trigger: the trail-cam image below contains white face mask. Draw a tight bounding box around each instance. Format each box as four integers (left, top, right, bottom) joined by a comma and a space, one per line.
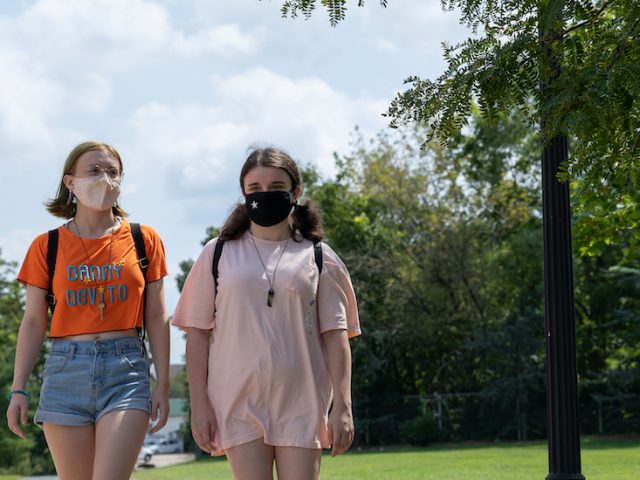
72, 174, 120, 212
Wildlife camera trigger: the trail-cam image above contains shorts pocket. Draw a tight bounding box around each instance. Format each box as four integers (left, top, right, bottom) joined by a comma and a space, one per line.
122, 352, 149, 371
43, 354, 69, 376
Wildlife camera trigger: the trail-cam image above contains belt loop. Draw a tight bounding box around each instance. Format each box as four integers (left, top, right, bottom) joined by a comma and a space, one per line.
68, 344, 76, 360
116, 339, 123, 358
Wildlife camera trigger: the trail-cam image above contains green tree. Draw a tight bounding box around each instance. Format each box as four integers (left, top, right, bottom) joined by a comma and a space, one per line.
174, 227, 219, 454
272, 6, 639, 471
575, 257, 640, 434
301, 110, 548, 442
0, 253, 53, 475
276, 0, 640, 259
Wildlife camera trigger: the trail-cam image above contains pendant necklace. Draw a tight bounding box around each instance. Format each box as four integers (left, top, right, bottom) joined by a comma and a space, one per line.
249, 232, 289, 307
73, 219, 117, 320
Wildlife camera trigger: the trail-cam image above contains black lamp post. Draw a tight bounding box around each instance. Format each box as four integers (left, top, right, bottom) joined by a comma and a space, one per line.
541, 135, 585, 480
539, 1, 585, 478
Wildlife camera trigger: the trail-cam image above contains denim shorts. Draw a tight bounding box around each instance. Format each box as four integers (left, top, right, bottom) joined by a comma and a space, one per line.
34, 336, 151, 426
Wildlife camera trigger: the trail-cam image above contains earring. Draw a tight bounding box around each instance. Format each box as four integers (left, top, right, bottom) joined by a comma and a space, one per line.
66, 190, 75, 205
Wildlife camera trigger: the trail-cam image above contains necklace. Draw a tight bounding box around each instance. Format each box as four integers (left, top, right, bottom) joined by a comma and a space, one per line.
249, 233, 289, 307
72, 219, 118, 320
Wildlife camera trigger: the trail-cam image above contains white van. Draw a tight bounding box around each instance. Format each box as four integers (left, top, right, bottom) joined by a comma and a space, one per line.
144, 436, 183, 454
155, 438, 183, 454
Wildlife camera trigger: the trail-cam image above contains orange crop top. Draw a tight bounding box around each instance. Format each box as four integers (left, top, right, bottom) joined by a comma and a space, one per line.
18, 220, 168, 337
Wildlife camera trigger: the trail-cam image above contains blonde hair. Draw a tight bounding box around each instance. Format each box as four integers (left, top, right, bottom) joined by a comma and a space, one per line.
45, 141, 128, 219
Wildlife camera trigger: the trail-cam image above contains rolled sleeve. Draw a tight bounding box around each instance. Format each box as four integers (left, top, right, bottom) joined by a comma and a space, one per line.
317, 244, 361, 338
17, 232, 50, 290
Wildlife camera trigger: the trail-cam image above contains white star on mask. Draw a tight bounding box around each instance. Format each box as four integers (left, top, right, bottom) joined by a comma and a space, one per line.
251, 201, 259, 209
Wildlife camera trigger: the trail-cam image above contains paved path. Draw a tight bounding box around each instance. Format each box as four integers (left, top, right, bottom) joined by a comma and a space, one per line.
20, 453, 197, 479
139, 452, 196, 469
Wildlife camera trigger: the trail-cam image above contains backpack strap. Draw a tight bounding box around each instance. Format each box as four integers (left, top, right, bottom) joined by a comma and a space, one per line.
212, 238, 225, 293
129, 223, 148, 345
46, 229, 59, 314
130, 223, 149, 279
313, 241, 323, 275
211, 237, 321, 296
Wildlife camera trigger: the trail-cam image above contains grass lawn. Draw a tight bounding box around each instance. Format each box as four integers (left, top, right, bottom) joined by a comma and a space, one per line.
131, 436, 640, 480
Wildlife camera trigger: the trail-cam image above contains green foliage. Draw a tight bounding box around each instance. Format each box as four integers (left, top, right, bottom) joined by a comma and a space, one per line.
275, 0, 640, 258
399, 413, 440, 446
168, 366, 189, 398
174, 227, 221, 452
574, 261, 640, 434
201, 227, 220, 246
300, 111, 549, 442
179, 109, 639, 444
175, 259, 194, 294
399, 1, 640, 258
175, 227, 219, 294
387, 0, 640, 199
277, 0, 388, 27
0, 253, 53, 475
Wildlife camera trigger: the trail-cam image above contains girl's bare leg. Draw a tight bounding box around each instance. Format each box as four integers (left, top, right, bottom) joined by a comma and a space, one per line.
225, 437, 275, 480
275, 446, 322, 480
43, 423, 95, 480
93, 409, 149, 480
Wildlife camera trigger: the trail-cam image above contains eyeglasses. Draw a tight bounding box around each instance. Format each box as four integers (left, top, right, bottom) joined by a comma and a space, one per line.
75, 164, 123, 183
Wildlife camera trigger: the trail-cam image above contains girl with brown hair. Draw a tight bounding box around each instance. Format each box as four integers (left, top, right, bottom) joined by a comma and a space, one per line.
173, 147, 360, 479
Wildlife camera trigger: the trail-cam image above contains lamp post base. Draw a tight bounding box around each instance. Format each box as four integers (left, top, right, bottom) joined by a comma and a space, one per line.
546, 474, 586, 480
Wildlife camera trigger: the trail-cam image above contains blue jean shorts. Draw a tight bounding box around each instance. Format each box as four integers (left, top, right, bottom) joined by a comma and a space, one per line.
34, 336, 152, 427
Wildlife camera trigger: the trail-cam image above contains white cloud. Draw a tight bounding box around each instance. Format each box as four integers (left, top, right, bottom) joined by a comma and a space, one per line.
0, 42, 103, 160
0, 0, 259, 159
70, 74, 113, 113
0, 228, 39, 266
23, 0, 170, 44
125, 67, 387, 198
0, 45, 63, 145
372, 38, 399, 53
125, 102, 245, 194
12, 0, 259, 66
209, 68, 387, 170
382, 2, 468, 50
172, 24, 259, 57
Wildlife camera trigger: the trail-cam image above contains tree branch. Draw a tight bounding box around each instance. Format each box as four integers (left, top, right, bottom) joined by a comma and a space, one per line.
606, 16, 640, 72
561, 0, 617, 38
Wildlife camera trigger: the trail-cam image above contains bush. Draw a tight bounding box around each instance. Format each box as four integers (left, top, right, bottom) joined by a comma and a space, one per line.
399, 413, 440, 446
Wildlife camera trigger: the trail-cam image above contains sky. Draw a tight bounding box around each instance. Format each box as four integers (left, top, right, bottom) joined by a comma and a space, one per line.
0, 0, 471, 364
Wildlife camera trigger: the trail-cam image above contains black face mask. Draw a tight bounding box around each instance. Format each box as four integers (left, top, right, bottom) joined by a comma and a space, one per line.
245, 190, 294, 227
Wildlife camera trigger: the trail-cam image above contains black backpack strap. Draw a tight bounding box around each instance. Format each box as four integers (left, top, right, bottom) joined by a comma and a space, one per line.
211, 237, 317, 292
130, 223, 149, 279
130, 223, 148, 347
212, 238, 225, 292
314, 241, 323, 275
46, 229, 59, 314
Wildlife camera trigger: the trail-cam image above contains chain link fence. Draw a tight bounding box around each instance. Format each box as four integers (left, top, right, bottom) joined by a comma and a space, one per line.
352, 390, 640, 447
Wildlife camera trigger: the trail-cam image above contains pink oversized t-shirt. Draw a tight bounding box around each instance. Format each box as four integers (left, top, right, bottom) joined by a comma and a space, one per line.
172, 233, 360, 452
